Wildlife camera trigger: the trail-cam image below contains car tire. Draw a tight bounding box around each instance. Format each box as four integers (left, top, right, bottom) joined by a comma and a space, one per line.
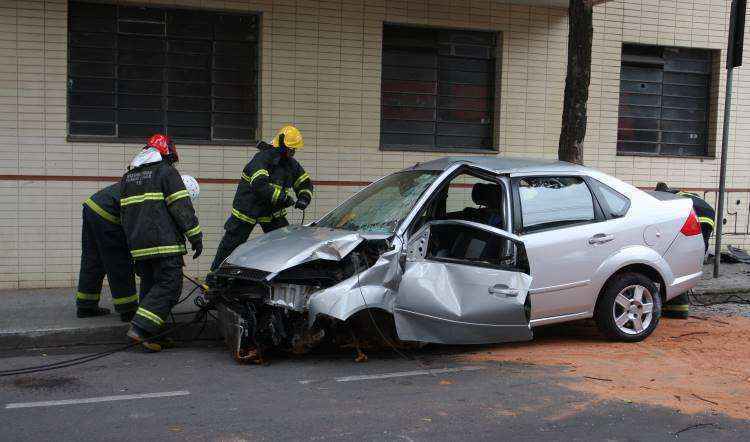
594, 272, 661, 342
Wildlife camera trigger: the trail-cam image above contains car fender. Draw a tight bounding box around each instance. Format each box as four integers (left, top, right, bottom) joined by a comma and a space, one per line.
308, 284, 395, 323
307, 249, 401, 324
590, 245, 674, 302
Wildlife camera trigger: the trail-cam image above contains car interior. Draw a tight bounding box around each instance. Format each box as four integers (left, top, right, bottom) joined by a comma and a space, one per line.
413, 172, 507, 229
409, 171, 525, 271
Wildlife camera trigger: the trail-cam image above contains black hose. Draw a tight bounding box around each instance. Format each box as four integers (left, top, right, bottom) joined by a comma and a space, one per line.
0, 278, 214, 377
0, 311, 209, 377
176, 285, 198, 306
690, 292, 750, 306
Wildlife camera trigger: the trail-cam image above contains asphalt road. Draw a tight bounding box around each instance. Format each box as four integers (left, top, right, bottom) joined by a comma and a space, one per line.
0, 343, 748, 441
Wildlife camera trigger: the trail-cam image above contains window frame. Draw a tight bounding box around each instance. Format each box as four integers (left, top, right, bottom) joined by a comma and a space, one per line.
379, 23, 501, 153
406, 165, 510, 236
616, 43, 714, 158
66, 2, 261, 145
511, 175, 606, 235
585, 178, 631, 220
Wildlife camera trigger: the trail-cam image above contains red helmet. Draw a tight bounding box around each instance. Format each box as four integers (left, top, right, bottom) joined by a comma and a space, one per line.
146, 134, 178, 162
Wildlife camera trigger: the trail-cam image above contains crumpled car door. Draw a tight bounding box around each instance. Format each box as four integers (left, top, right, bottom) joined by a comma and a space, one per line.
393, 220, 533, 345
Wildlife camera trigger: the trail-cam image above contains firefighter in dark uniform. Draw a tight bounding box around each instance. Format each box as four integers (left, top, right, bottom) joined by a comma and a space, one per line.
121, 134, 203, 352
76, 183, 137, 322
655, 182, 716, 319
210, 125, 314, 271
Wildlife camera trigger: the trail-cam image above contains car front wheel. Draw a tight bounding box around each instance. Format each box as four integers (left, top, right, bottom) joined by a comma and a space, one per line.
594, 272, 661, 342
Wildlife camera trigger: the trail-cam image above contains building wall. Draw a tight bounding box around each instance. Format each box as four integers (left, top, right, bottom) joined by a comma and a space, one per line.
0, 0, 746, 289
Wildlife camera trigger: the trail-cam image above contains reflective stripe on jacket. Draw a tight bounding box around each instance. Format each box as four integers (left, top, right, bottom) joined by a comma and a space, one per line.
120, 160, 201, 260
676, 191, 716, 230
84, 183, 121, 224
230, 142, 314, 223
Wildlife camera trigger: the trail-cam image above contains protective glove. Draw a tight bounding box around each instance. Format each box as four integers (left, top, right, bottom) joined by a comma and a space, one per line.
295, 198, 309, 210
190, 238, 203, 260
282, 194, 295, 208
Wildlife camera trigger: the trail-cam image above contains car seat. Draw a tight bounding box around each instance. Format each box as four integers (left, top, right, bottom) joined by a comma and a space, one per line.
468, 183, 504, 228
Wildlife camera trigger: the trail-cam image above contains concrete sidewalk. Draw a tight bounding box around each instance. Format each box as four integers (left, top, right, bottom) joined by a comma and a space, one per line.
0, 285, 218, 350
693, 262, 750, 295
0, 263, 747, 350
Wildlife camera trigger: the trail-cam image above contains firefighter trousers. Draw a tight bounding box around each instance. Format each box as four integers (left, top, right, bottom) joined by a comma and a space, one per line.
210, 215, 289, 271
76, 206, 137, 313
132, 255, 184, 335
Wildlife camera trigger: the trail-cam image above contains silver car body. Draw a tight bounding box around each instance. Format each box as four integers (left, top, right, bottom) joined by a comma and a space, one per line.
222, 157, 705, 345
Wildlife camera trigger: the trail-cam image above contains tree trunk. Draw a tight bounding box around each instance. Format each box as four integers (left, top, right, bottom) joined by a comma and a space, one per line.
558, 0, 593, 165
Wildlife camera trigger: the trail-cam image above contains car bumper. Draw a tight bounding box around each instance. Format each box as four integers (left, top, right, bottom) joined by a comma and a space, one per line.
666, 270, 702, 300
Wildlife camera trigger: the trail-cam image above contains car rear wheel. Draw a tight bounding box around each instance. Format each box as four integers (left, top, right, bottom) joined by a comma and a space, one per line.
595, 272, 661, 342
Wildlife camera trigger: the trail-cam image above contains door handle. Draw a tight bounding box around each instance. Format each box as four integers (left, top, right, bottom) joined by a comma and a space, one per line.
488, 284, 519, 297
588, 233, 614, 245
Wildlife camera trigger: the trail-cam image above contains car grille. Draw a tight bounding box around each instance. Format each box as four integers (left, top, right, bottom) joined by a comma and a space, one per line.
217, 266, 271, 282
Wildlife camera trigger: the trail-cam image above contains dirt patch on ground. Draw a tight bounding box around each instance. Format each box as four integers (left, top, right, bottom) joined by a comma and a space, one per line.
460, 316, 750, 420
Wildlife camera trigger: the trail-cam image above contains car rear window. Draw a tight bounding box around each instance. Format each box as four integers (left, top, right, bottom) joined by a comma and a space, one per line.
518, 176, 595, 232
591, 179, 631, 218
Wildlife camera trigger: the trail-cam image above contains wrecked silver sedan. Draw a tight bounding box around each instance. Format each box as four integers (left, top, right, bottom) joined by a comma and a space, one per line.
207, 157, 705, 361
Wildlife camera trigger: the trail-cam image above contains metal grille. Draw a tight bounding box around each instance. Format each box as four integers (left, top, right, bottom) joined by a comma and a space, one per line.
216, 266, 271, 282
380, 24, 497, 151
67, 2, 259, 142
617, 44, 712, 157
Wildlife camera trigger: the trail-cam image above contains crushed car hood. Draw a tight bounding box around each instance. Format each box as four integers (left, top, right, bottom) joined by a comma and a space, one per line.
223, 226, 388, 274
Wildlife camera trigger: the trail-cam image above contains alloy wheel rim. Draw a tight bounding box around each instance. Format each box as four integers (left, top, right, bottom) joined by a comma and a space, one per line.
612, 284, 654, 335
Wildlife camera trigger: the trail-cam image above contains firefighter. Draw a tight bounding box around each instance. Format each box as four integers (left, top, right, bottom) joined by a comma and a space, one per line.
121, 134, 203, 352
210, 125, 314, 271
655, 182, 716, 319
75, 183, 137, 322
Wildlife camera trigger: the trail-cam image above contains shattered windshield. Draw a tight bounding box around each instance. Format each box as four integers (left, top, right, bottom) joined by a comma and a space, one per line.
316, 170, 440, 234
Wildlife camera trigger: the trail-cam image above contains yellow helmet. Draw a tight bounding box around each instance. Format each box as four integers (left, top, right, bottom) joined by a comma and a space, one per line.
272, 125, 304, 149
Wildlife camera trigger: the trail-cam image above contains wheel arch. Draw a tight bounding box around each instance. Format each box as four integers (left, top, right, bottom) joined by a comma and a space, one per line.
596, 263, 668, 311
592, 245, 673, 309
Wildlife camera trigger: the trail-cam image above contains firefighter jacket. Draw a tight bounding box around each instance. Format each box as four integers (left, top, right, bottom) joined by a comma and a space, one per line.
84, 183, 121, 225
230, 141, 314, 224
120, 160, 202, 260
676, 191, 716, 230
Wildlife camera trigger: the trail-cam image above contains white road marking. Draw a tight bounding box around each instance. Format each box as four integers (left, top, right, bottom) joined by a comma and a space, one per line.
5, 390, 190, 409
298, 365, 484, 384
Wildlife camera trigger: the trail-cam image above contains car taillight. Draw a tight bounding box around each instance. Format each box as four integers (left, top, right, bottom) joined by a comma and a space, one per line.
680, 210, 702, 236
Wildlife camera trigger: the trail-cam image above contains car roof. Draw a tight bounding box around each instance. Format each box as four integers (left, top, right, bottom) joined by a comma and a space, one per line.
408, 156, 591, 174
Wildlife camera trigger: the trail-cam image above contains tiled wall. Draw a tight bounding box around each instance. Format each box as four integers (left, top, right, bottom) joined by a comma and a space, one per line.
0, 0, 746, 288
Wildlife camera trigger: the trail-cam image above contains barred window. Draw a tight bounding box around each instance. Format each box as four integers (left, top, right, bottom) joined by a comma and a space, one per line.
67, 2, 259, 142
381, 24, 498, 152
617, 44, 713, 157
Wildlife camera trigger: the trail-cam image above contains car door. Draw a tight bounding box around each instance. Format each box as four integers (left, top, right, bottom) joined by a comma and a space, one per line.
511, 175, 625, 322
393, 220, 533, 345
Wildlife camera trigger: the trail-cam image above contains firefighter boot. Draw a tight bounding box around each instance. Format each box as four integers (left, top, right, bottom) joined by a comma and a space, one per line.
663, 293, 690, 319
126, 324, 163, 352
